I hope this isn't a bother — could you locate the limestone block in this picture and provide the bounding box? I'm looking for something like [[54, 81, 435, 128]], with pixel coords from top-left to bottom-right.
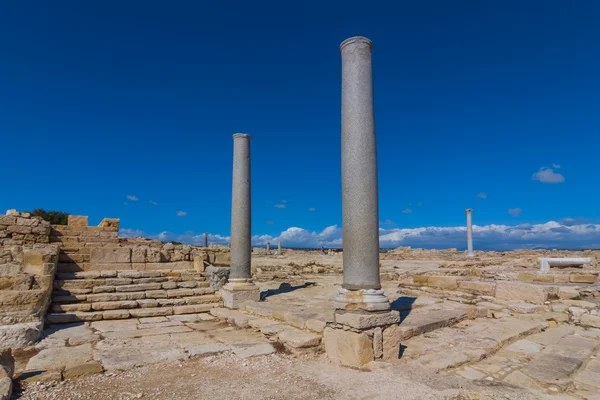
[[278, 328, 321, 348], [129, 307, 173, 318], [205, 266, 230, 290], [495, 281, 555, 305], [68, 215, 88, 227], [0, 216, 16, 225], [193, 255, 205, 272], [533, 275, 555, 283], [580, 314, 600, 329], [91, 301, 139, 311], [0, 376, 11, 400], [26, 343, 93, 372], [162, 282, 178, 290], [92, 286, 116, 293], [7, 225, 32, 234], [334, 310, 400, 330], [221, 287, 260, 309], [324, 327, 373, 367], [146, 248, 162, 263], [517, 273, 535, 282], [105, 278, 132, 286], [373, 327, 383, 358], [558, 286, 580, 299], [570, 274, 596, 283], [457, 281, 496, 295], [508, 303, 543, 314], [131, 247, 146, 263], [427, 276, 458, 290], [137, 299, 159, 308], [212, 252, 231, 266], [90, 247, 131, 264], [115, 283, 162, 292], [0, 322, 43, 350], [146, 290, 168, 299], [167, 289, 194, 298], [118, 271, 142, 279], [99, 218, 120, 230], [102, 310, 130, 320], [306, 319, 327, 333], [86, 292, 145, 302], [63, 361, 103, 379]]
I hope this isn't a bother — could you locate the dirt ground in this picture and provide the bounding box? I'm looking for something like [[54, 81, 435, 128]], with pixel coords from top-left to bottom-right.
[[13, 351, 543, 400]]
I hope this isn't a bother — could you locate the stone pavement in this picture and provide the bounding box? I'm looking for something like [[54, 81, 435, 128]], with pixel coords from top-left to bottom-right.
[[16, 312, 276, 383]]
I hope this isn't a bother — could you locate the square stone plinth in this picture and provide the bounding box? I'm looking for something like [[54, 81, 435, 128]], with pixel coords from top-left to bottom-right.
[[323, 327, 374, 367], [221, 287, 260, 309], [334, 310, 400, 330]]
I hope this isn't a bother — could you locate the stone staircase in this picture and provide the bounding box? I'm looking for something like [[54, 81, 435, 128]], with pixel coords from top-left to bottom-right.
[[47, 270, 221, 323]]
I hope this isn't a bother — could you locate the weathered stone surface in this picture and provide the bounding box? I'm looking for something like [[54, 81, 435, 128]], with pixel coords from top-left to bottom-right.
[[231, 343, 275, 358], [570, 274, 596, 283], [334, 310, 400, 330], [26, 343, 93, 371], [90, 247, 131, 263], [101, 325, 192, 340], [306, 319, 326, 333], [277, 328, 321, 348], [86, 292, 145, 302], [324, 327, 373, 367], [495, 281, 555, 305], [221, 288, 260, 309], [187, 343, 231, 357], [167, 289, 194, 298], [63, 361, 103, 379], [173, 304, 218, 315], [0, 322, 42, 350], [574, 357, 600, 391], [68, 215, 88, 227], [129, 307, 173, 318], [205, 266, 230, 289], [457, 281, 495, 295], [581, 314, 600, 328], [0, 376, 11, 400], [558, 286, 581, 299], [505, 339, 543, 354], [508, 303, 543, 314], [427, 276, 459, 290], [116, 283, 162, 292], [91, 301, 138, 311]]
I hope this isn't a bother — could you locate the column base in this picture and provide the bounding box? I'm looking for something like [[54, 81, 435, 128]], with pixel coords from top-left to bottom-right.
[[220, 279, 260, 309], [324, 309, 400, 367], [334, 288, 391, 311]]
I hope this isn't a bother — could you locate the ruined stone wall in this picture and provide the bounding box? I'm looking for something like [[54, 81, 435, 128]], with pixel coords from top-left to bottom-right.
[[0, 211, 51, 247], [0, 245, 59, 350], [50, 215, 230, 273]]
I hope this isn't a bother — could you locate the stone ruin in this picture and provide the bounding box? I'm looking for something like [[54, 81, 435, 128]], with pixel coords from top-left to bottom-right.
[[2, 36, 600, 400]]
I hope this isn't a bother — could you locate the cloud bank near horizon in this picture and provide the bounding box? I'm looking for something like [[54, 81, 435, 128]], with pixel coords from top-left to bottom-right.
[[119, 220, 600, 251]]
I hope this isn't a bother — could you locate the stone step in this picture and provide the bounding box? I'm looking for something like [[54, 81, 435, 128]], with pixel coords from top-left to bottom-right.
[[52, 287, 215, 304], [243, 301, 330, 333], [209, 307, 322, 353], [394, 317, 545, 371], [55, 270, 205, 281], [47, 303, 220, 323], [51, 294, 220, 313]]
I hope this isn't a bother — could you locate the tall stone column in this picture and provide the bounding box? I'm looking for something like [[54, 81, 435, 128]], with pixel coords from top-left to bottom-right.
[[325, 37, 399, 369], [277, 240, 281, 255], [204, 232, 208, 247], [266, 242, 270, 254], [221, 133, 260, 308], [466, 208, 474, 257], [334, 36, 390, 312]]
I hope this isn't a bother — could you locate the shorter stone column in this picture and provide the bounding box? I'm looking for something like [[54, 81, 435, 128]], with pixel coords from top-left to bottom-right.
[[277, 241, 281, 255], [266, 242, 270, 254], [204, 232, 208, 248]]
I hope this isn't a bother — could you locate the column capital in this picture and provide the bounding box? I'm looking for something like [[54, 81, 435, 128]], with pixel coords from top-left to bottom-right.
[[465, 208, 473, 213], [232, 133, 251, 140], [340, 36, 372, 51]]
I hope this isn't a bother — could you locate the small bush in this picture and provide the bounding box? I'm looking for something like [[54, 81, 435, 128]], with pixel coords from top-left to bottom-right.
[[28, 209, 70, 225]]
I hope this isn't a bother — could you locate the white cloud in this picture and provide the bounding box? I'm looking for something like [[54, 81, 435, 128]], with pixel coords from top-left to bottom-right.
[[308, 207, 316, 212], [266, 220, 275, 225], [127, 195, 139, 201], [176, 211, 187, 217], [274, 204, 286, 209], [380, 219, 394, 226], [532, 167, 565, 184], [553, 163, 561, 169], [476, 192, 487, 199], [120, 219, 600, 250], [402, 208, 412, 214], [149, 200, 158, 205], [508, 208, 522, 217]]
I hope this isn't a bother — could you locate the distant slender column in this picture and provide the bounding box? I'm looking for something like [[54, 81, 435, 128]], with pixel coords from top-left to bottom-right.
[[277, 241, 281, 255], [266, 242, 270, 254], [334, 36, 389, 312], [204, 232, 208, 247], [466, 209, 474, 257], [222, 133, 259, 308]]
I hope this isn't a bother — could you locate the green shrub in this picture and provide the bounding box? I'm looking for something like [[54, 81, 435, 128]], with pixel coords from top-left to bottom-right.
[[28, 209, 70, 225]]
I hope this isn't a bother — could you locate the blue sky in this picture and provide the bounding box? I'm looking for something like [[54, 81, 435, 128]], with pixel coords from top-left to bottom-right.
[[2, 1, 599, 249]]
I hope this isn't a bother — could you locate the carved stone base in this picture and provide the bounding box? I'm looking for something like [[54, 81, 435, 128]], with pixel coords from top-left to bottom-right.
[[220, 279, 260, 309], [334, 288, 391, 311]]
